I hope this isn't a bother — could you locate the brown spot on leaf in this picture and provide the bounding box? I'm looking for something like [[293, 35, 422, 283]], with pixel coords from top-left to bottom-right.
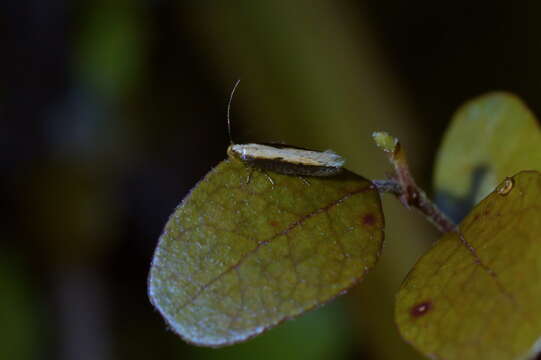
[[362, 213, 376, 226], [496, 177, 515, 196], [269, 220, 280, 228], [411, 301, 432, 318]]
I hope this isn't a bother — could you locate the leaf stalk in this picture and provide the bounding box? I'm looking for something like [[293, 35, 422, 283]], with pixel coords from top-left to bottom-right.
[[372, 132, 456, 234]]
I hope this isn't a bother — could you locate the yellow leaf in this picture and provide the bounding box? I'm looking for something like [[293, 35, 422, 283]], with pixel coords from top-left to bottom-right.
[[397, 171, 541, 359], [434, 93, 541, 221]]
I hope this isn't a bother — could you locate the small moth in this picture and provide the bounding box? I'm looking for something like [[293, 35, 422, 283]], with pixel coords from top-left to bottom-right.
[[225, 80, 345, 177]]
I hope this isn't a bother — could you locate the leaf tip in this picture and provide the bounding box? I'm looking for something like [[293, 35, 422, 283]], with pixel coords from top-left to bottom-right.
[[372, 131, 398, 153]]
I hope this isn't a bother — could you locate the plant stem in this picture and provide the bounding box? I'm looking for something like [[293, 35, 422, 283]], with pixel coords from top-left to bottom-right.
[[372, 132, 456, 234]]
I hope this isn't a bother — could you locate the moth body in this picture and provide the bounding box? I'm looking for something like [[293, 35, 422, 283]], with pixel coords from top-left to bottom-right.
[[227, 143, 345, 177]]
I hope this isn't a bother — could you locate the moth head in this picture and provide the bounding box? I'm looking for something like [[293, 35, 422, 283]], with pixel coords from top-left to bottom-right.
[[227, 144, 242, 162]]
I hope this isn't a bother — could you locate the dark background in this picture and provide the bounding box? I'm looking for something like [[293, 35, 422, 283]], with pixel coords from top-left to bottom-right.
[[2, 1, 539, 359]]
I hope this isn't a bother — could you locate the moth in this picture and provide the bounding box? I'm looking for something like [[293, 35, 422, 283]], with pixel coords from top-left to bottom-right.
[[226, 80, 345, 177]]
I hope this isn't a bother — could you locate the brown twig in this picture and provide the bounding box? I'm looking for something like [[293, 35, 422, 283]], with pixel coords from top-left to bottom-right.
[[372, 132, 456, 234]]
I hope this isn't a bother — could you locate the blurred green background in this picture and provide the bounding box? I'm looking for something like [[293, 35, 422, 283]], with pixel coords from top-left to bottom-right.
[[2, 1, 540, 359]]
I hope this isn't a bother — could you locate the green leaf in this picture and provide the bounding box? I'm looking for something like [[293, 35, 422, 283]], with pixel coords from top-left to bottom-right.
[[396, 171, 541, 360], [434, 92, 541, 221], [148, 159, 384, 346]]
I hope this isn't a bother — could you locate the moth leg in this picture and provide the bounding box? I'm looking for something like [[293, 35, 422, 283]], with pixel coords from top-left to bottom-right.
[[245, 168, 255, 185], [300, 176, 311, 186], [262, 171, 275, 186]]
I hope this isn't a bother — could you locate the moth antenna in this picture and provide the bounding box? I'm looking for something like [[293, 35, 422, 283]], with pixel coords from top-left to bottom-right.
[[227, 79, 241, 145]]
